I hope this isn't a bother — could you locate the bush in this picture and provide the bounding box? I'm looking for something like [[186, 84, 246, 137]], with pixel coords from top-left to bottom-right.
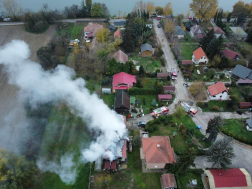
[[156, 68, 160, 73], [211, 106, 220, 111], [197, 102, 204, 108], [149, 106, 154, 112], [230, 95, 238, 101], [231, 81, 236, 87], [220, 73, 225, 79], [179, 124, 186, 132], [204, 102, 208, 108], [84, 73, 90, 80], [101, 77, 112, 85], [171, 122, 176, 127], [131, 108, 138, 113], [167, 75, 171, 81], [227, 100, 234, 107]]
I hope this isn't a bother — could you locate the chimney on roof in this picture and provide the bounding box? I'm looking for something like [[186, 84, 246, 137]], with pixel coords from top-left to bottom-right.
[[219, 173, 221, 176], [157, 144, 160, 150]]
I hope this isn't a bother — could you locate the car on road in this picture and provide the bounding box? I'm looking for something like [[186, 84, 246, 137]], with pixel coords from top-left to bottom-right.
[[157, 24, 161, 28], [138, 121, 147, 127]]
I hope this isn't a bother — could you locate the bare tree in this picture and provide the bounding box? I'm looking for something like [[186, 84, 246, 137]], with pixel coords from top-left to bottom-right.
[[2, 0, 21, 20]]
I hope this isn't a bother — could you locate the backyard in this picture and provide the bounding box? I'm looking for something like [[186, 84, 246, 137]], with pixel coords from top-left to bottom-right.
[[179, 44, 198, 60], [177, 169, 204, 188], [221, 119, 252, 145], [100, 94, 115, 109], [133, 95, 159, 114]]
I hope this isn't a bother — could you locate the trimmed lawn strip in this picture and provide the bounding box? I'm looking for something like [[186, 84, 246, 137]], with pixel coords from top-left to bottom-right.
[[221, 119, 252, 145], [179, 45, 198, 60], [72, 23, 87, 40], [100, 94, 115, 109]]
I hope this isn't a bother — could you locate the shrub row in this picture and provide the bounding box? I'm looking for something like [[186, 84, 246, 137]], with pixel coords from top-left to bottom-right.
[[221, 128, 252, 145], [128, 87, 157, 95]]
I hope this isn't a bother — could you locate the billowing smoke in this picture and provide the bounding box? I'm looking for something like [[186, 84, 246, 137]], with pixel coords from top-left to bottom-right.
[[0, 40, 128, 183]]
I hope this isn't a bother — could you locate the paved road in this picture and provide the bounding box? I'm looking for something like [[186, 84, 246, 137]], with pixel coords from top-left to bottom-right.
[[193, 112, 252, 176], [0, 22, 24, 26]]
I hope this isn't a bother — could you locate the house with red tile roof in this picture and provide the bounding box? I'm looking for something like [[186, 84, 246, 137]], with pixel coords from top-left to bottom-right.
[[140, 136, 176, 169], [84, 23, 103, 38], [114, 29, 123, 39], [192, 47, 209, 64], [182, 60, 193, 65], [161, 174, 177, 189], [113, 72, 136, 93], [208, 27, 225, 38], [113, 50, 128, 64], [207, 81, 228, 100], [221, 49, 240, 60], [190, 25, 206, 38], [203, 168, 252, 189]]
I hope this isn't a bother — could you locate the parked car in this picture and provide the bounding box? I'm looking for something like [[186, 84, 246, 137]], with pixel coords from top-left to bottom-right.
[[157, 24, 161, 28], [138, 121, 147, 127]]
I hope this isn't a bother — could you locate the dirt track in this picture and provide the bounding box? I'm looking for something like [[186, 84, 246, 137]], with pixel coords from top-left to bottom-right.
[[0, 25, 56, 153]]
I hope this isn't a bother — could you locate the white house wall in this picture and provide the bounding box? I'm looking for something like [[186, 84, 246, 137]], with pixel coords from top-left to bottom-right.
[[208, 90, 228, 100], [192, 55, 209, 64]]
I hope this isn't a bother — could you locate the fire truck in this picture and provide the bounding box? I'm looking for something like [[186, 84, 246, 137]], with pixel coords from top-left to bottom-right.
[[151, 106, 169, 118], [171, 67, 177, 80], [180, 102, 198, 117]]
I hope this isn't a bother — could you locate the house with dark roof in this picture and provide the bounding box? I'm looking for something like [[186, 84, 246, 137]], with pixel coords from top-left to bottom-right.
[[203, 168, 252, 188], [140, 43, 153, 57], [161, 174, 177, 189], [115, 91, 130, 113], [114, 29, 123, 40], [109, 25, 115, 32], [190, 25, 206, 38], [114, 21, 126, 28], [157, 73, 169, 79], [208, 27, 225, 38], [140, 136, 176, 169], [113, 50, 128, 64], [112, 72, 136, 93], [192, 47, 209, 64], [231, 65, 252, 80], [207, 81, 228, 100], [163, 86, 175, 93], [221, 49, 240, 60], [174, 26, 185, 39]]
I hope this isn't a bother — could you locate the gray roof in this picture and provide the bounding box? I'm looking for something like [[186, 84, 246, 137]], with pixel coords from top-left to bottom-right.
[[141, 43, 153, 53], [230, 27, 248, 37], [114, 21, 126, 26], [232, 65, 252, 80], [246, 119, 252, 128], [175, 26, 185, 35], [109, 25, 115, 30]]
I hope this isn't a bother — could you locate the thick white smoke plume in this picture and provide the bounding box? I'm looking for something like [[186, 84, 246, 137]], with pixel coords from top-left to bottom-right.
[[0, 40, 128, 183]]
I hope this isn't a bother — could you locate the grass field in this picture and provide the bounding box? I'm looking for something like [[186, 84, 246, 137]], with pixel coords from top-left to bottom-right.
[[221, 119, 252, 145], [35, 105, 91, 189], [178, 169, 204, 188], [179, 33, 198, 43], [133, 95, 159, 114], [179, 44, 198, 60], [100, 94, 115, 109]]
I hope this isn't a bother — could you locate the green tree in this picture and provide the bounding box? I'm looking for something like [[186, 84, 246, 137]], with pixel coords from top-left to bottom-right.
[[227, 12, 232, 23], [206, 137, 235, 170], [85, 0, 92, 15], [177, 14, 184, 26], [247, 28, 252, 42], [237, 12, 246, 26], [154, 80, 163, 94], [91, 3, 102, 17], [206, 116, 223, 142], [139, 65, 145, 76], [176, 147, 197, 174], [185, 20, 193, 31], [174, 105, 186, 118], [155, 6, 163, 15], [206, 35, 223, 60], [200, 29, 215, 52]]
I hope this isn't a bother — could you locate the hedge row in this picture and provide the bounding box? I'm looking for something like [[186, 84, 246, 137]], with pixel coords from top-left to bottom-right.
[[221, 128, 252, 145], [128, 87, 157, 95]]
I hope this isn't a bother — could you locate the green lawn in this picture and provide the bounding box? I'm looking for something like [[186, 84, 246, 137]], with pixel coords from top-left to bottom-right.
[[150, 114, 210, 154], [229, 87, 245, 102], [57, 23, 75, 36], [130, 53, 163, 72], [197, 100, 234, 112], [221, 119, 252, 145], [179, 33, 198, 43], [133, 95, 159, 114], [71, 23, 87, 40], [35, 105, 91, 189], [179, 44, 198, 60], [100, 94, 115, 109], [177, 169, 204, 189]]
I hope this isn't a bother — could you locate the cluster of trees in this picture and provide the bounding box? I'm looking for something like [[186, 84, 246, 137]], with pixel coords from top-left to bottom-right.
[[105, 58, 136, 75]]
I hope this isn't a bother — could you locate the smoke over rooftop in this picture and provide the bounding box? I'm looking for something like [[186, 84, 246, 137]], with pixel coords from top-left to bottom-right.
[[0, 40, 128, 183]]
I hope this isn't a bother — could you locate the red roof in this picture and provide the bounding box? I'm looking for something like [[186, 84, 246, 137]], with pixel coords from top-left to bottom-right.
[[114, 29, 123, 39], [113, 50, 128, 64], [208, 81, 228, 96], [157, 73, 169, 78], [210, 169, 248, 188], [142, 136, 176, 164], [158, 94, 172, 100], [161, 174, 177, 188], [237, 78, 252, 84], [193, 47, 207, 61], [239, 102, 252, 107], [163, 86, 175, 91], [208, 27, 225, 34], [84, 23, 103, 33], [221, 49, 240, 59], [182, 60, 193, 65], [104, 161, 110, 170], [113, 72, 136, 90], [122, 140, 127, 159], [110, 161, 117, 169], [87, 32, 93, 38]]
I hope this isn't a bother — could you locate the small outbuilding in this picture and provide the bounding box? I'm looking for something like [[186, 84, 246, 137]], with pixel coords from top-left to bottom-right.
[[190, 25, 206, 38], [114, 21, 126, 28], [221, 49, 240, 60], [174, 26, 185, 39], [161, 174, 177, 189], [113, 50, 128, 64], [208, 27, 226, 38], [238, 102, 252, 109], [182, 60, 193, 65], [246, 119, 252, 131], [207, 81, 228, 100], [157, 73, 169, 79], [115, 91, 130, 114], [163, 86, 175, 93], [140, 43, 153, 57], [230, 27, 248, 40], [158, 94, 172, 102]]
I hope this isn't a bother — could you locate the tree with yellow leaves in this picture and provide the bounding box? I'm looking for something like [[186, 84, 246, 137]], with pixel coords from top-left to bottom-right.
[[115, 37, 123, 46], [123, 12, 127, 19], [190, 0, 218, 22], [96, 28, 110, 43], [164, 2, 173, 16], [165, 19, 175, 37], [155, 6, 163, 15], [187, 10, 191, 17], [147, 2, 155, 14], [181, 23, 186, 31]]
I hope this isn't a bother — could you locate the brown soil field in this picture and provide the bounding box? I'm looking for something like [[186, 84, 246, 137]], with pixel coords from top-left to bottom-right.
[[0, 25, 56, 153]]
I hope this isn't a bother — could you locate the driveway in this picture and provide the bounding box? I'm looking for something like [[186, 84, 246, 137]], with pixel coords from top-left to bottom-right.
[[193, 112, 252, 176]]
